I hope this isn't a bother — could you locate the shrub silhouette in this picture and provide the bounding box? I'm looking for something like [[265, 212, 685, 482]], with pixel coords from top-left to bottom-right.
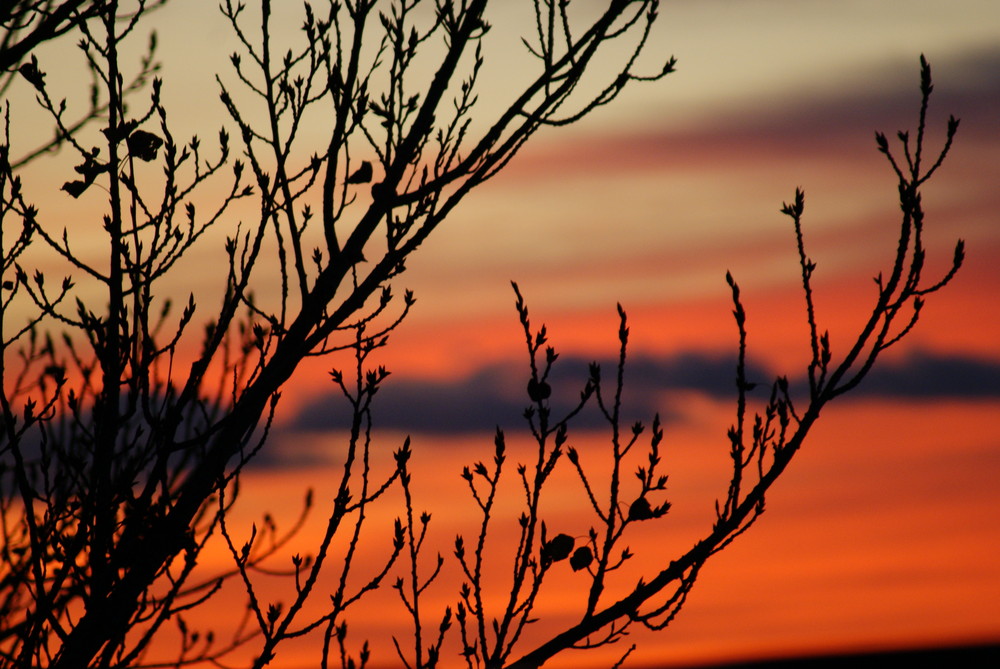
[[0, 2, 963, 668]]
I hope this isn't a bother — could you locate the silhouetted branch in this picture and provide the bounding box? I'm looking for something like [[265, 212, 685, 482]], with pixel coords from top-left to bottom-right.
[[0, 1, 963, 666]]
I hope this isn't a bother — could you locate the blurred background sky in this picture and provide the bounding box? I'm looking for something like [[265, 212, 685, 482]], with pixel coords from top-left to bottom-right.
[[7, 0, 1000, 667]]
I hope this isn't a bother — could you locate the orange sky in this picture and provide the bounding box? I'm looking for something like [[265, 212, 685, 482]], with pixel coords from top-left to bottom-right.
[[213, 396, 1000, 668], [4, 1, 1000, 667]]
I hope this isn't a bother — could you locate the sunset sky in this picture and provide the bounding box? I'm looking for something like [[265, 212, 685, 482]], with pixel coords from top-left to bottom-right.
[[7, 0, 1000, 667]]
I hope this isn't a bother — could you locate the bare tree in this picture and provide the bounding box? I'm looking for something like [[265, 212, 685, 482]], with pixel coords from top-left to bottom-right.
[[0, 0, 964, 667], [0, 1, 106, 73], [1, 1, 164, 167], [353, 56, 964, 668], [0, 1, 687, 667]]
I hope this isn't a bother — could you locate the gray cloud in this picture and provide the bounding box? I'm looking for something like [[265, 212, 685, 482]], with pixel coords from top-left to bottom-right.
[[291, 351, 772, 436], [684, 46, 1000, 149], [289, 349, 1000, 437], [852, 349, 1000, 399]]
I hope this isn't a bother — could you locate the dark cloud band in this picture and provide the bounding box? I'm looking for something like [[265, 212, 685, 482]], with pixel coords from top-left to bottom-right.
[[290, 349, 1000, 436]]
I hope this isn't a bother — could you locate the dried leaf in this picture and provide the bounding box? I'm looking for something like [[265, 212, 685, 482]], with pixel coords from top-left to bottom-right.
[[569, 546, 593, 571], [127, 129, 164, 161], [541, 534, 574, 563], [346, 160, 373, 184], [62, 181, 90, 198]]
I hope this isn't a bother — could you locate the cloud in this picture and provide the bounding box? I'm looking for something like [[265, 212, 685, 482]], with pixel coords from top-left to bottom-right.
[[288, 349, 1000, 438], [852, 349, 1000, 399], [717, 46, 1000, 140], [290, 351, 768, 436], [291, 363, 526, 435]]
